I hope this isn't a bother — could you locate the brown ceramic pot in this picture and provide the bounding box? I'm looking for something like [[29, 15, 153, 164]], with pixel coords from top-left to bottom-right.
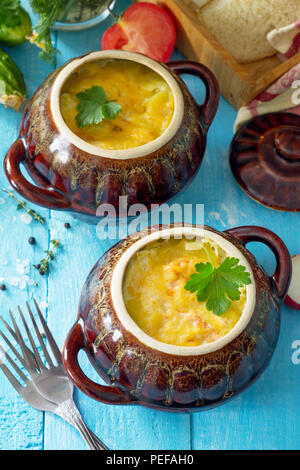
[[4, 51, 219, 223], [63, 224, 291, 412]]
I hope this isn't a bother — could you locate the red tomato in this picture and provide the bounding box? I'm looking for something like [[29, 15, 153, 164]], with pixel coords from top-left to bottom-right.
[[101, 2, 176, 63]]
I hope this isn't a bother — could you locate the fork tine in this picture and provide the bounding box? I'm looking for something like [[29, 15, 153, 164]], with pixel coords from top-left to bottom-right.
[[0, 324, 27, 369], [0, 360, 23, 393], [0, 315, 18, 341], [0, 344, 28, 383], [33, 299, 62, 364], [16, 307, 46, 371], [0, 315, 40, 372], [25, 303, 54, 368], [9, 309, 44, 372]]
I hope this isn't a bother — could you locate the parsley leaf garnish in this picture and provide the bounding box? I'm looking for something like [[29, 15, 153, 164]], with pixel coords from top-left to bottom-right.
[[75, 86, 122, 128], [184, 246, 251, 316]]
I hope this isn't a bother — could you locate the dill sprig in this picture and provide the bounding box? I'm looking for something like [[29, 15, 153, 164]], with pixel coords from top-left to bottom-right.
[[2, 189, 46, 224], [29, 0, 64, 62], [29, 1, 115, 62], [37, 239, 61, 275]]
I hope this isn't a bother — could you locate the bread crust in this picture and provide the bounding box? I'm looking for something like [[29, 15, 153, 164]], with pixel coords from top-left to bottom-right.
[[196, 0, 300, 63]]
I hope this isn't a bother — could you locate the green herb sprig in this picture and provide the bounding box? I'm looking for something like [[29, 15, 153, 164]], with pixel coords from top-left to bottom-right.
[[29, 0, 64, 62], [29, 1, 116, 62], [2, 189, 46, 224], [37, 238, 61, 275], [184, 245, 251, 316], [75, 85, 122, 128]]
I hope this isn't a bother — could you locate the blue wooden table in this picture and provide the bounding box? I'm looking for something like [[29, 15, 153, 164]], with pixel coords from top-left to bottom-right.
[[0, 0, 299, 451]]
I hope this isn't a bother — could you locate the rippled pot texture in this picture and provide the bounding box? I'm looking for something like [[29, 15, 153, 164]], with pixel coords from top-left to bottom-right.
[[4, 51, 219, 222], [63, 224, 291, 412]]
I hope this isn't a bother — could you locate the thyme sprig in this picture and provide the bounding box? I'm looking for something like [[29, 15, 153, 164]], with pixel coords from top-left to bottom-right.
[[37, 239, 61, 275], [2, 189, 46, 224]]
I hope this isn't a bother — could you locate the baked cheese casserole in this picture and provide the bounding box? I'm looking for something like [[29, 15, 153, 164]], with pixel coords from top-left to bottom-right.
[[123, 237, 247, 347], [60, 59, 174, 150]]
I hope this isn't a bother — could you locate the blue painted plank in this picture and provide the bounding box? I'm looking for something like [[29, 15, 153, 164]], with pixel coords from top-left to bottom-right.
[[0, 0, 54, 449]]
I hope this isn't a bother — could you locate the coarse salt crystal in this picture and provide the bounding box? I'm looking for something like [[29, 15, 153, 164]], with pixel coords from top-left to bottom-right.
[[16, 259, 30, 275], [20, 213, 32, 224]]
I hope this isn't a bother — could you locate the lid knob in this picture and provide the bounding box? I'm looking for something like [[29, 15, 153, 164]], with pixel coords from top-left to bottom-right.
[[275, 128, 300, 162]]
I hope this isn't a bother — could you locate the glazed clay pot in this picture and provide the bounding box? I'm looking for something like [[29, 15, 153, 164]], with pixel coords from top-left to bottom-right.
[[63, 224, 291, 412], [4, 50, 219, 222]]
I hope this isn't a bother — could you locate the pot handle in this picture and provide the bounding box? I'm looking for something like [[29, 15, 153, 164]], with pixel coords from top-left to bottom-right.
[[63, 321, 135, 405], [168, 60, 220, 131], [225, 225, 292, 299], [4, 138, 71, 210]]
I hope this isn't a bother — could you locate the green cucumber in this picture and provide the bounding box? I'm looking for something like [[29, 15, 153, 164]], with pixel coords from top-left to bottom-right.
[[0, 7, 32, 46], [0, 47, 26, 111]]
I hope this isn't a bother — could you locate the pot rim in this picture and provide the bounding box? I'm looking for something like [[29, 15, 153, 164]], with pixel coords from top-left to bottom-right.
[[50, 50, 184, 160], [111, 226, 256, 356]]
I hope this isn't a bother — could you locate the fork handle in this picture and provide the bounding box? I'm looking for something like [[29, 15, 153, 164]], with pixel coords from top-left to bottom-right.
[[55, 398, 108, 450]]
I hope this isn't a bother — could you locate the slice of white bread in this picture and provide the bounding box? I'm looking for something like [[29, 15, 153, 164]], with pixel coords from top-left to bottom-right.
[[198, 0, 300, 62]]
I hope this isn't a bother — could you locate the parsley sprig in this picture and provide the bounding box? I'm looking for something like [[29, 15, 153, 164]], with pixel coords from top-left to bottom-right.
[[184, 245, 251, 316], [75, 86, 122, 128]]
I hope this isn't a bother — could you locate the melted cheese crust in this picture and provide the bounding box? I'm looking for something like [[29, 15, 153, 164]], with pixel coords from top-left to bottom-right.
[[60, 59, 174, 150], [123, 238, 247, 347]]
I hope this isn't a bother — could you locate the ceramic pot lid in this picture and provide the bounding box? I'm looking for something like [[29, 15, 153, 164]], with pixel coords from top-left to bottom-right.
[[230, 112, 300, 211]]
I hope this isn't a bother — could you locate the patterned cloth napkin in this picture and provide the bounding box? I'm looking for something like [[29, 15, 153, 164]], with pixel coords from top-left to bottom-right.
[[234, 21, 300, 132]]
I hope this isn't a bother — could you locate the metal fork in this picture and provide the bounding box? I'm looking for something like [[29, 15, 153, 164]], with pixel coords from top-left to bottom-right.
[[0, 300, 108, 450]]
